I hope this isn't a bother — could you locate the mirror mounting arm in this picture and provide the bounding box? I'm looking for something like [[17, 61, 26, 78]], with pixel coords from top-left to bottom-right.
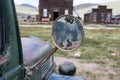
[[39, 46, 58, 66]]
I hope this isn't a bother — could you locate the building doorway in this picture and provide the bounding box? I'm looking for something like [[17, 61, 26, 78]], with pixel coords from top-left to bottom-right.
[[53, 10, 59, 21]]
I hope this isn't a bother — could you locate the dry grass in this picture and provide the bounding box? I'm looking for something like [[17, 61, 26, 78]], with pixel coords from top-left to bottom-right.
[[19, 25, 120, 80]]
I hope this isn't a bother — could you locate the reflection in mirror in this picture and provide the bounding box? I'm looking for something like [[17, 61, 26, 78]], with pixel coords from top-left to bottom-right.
[[52, 15, 84, 51]]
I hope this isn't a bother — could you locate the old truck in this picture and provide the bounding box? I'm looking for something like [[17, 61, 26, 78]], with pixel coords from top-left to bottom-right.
[[0, 0, 84, 80]]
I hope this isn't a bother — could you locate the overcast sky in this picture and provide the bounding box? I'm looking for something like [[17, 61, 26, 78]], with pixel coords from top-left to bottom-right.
[[14, 0, 118, 7]]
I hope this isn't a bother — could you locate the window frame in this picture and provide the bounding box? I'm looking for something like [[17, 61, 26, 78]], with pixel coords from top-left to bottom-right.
[[93, 12, 97, 22], [43, 8, 48, 17], [107, 13, 111, 20], [0, 7, 5, 55], [65, 9, 69, 15], [101, 13, 105, 22]]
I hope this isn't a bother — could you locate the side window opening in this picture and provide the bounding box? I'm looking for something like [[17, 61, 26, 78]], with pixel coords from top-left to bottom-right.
[[0, 7, 5, 55], [0, 27, 1, 53]]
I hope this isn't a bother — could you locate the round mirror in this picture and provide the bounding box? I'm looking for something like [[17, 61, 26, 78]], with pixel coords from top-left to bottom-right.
[[52, 15, 84, 51]]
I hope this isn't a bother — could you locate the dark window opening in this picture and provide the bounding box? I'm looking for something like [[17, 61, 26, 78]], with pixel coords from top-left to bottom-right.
[[0, 7, 5, 54], [53, 11, 59, 21]]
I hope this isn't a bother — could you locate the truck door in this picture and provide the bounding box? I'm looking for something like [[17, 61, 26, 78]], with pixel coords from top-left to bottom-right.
[[0, 0, 23, 80]]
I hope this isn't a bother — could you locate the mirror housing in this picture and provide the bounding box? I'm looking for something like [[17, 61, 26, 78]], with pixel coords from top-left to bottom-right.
[[52, 15, 84, 51]]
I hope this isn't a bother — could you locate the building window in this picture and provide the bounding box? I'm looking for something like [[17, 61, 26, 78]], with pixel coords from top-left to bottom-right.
[[106, 13, 111, 21], [49, 14, 51, 19], [101, 13, 105, 21], [43, 9, 47, 17], [93, 12, 97, 22], [65, 9, 69, 15]]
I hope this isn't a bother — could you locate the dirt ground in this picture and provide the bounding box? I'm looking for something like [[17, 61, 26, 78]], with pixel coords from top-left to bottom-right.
[[54, 57, 120, 80]]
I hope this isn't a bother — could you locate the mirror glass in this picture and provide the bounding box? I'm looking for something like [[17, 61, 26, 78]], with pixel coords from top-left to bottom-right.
[[52, 15, 84, 51]]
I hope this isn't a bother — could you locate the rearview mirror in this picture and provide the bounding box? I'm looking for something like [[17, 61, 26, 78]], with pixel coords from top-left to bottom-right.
[[52, 15, 84, 51]]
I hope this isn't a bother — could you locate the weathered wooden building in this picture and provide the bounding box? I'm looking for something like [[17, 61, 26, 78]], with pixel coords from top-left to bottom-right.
[[38, 0, 73, 21], [84, 6, 112, 24]]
